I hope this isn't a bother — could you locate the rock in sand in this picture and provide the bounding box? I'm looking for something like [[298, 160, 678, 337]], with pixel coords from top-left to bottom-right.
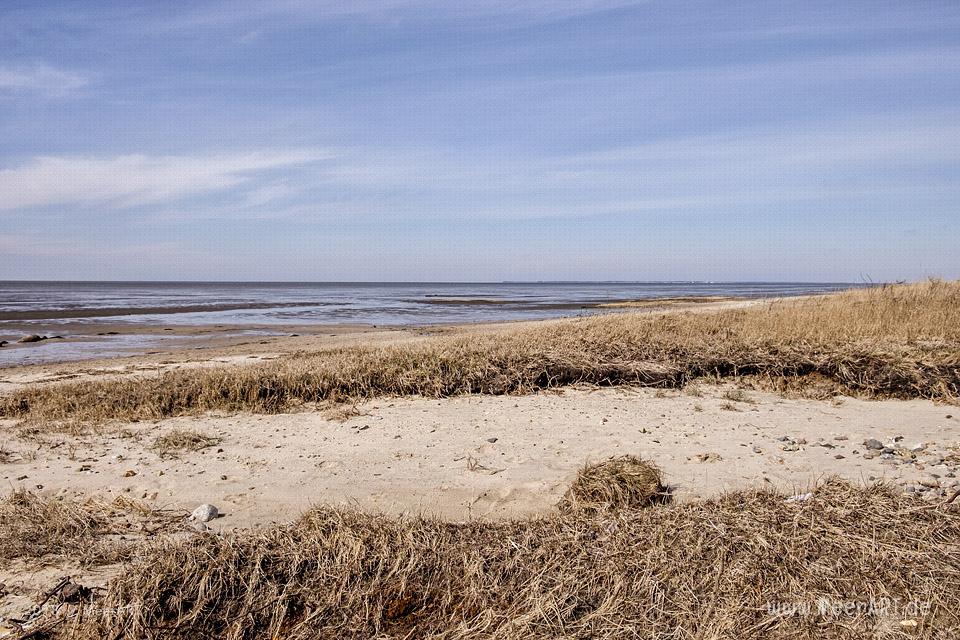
[[190, 503, 219, 523]]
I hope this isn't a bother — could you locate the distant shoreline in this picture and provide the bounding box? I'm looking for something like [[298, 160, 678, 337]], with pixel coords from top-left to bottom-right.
[[0, 295, 762, 369]]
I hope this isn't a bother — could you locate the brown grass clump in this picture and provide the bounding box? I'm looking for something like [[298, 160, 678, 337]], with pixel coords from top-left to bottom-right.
[[151, 428, 221, 458], [0, 490, 184, 566], [63, 480, 960, 639], [0, 490, 137, 565], [2, 281, 959, 424], [558, 455, 667, 512], [0, 489, 111, 563]]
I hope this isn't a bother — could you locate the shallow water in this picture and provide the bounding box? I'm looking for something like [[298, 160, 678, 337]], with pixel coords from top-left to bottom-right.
[[0, 281, 861, 367]]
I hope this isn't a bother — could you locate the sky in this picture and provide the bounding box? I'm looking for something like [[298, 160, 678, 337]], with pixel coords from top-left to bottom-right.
[[1, 1, 958, 282]]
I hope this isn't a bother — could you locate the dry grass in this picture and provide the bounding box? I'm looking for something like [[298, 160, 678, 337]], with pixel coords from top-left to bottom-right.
[[557, 455, 667, 512], [151, 428, 221, 458], [6, 461, 960, 638], [0, 491, 182, 567], [62, 479, 960, 639], [2, 281, 959, 424], [722, 387, 756, 403]]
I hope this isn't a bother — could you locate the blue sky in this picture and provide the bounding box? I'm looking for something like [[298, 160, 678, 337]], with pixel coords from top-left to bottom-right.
[[1, 1, 958, 281]]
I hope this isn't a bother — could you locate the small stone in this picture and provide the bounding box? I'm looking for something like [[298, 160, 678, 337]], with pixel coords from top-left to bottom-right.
[[881, 447, 894, 454], [782, 444, 800, 452], [752, 446, 762, 454], [863, 439, 884, 450], [833, 435, 849, 441], [795, 438, 808, 445], [122, 469, 137, 477], [910, 443, 926, 453], [17, 334, 45, 343], [220, 474, 228, 480], [834, 454, 845, 460], [919, 478, 940, 489], [190, 503, 219, 523], [486, 437, 498, 443], [775, 435, 791, 442]]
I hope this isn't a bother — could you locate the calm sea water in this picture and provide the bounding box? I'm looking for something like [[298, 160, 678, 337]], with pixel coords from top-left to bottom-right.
[[0, 281, 861, 367]]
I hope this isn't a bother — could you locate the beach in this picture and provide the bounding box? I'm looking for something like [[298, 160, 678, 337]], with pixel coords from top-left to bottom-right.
[[1, 281, 958, 637]]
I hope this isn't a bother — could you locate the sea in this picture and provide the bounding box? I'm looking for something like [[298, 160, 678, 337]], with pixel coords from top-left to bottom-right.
[[0, 281, 862, 367]]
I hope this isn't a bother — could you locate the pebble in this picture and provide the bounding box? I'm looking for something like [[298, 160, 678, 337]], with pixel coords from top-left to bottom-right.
[[190, 503, 219, 523], [863, 438, 884, 450], [919, 478, 940, 489], [486, 437, 498, 443], [834, 454, 845, 460], [122, 470, 137, 477]]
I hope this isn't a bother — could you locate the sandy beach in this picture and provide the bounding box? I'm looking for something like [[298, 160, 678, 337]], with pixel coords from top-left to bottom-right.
[[2, 385, 957, 528]]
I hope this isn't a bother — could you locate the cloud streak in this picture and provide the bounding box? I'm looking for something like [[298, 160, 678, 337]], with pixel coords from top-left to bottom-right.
[[0, 63, 89, 97], [168, 0, 649, 30], [0, 149, 329, 211]]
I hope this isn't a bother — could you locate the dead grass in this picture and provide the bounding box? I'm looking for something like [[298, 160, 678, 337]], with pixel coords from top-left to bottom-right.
[[0, 491, 182, 567], [557, 455, 667, 512], [151, 428, 221, 458], [68, 479, 960, 639], [2, 281, 959, 424], [722, 387, 756, 403]]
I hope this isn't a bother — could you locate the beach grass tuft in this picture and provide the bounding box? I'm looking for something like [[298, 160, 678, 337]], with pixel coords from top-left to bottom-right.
[[557, 455, 667, 512], [150, 428, 221, 458]]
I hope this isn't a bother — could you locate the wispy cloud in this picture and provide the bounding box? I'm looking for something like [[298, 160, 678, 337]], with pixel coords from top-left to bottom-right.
[[0, 149, 329, 211], [169, 0, 648, 29], [132, 111, 960, 224], [0, 63, 89, 97]]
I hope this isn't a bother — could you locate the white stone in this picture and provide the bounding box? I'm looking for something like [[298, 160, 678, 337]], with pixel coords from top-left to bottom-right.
[[190, 503, 219, 523]]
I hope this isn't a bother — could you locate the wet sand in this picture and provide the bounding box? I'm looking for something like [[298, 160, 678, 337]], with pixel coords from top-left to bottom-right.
[[0, 295, 761, 369]]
